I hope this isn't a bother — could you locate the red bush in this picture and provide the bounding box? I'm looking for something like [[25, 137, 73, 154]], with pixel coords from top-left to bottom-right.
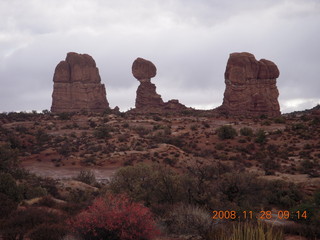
[[69, 194, 160, 240]]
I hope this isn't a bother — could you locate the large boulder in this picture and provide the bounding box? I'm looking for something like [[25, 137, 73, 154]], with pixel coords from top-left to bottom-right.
[[132, 57, 157, 82], [219, 52, 280, 117], [51, 52, 109, 113]]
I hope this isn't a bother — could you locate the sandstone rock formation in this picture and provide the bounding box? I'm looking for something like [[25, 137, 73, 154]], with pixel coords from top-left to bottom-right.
[[219, 52, 280, 117], [51, 52, 109, 113], [132, 57, 187, 113]]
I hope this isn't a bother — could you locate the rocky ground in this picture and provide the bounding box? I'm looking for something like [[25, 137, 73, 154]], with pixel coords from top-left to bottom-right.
[[1, 108, 319, 184], [0, 107, 319, 239]]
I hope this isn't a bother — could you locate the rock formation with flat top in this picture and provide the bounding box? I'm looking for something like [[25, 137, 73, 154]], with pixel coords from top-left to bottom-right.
[[51, 52, 109, 113], [132, 57, 187, 113], [219, 52, 280, 117]]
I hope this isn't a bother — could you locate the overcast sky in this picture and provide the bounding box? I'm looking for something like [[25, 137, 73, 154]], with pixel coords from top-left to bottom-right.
[[0, 0, 319, 113]]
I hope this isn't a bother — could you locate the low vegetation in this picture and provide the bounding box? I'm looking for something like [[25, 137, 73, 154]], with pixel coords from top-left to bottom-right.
[[0, 110, 319, 239]]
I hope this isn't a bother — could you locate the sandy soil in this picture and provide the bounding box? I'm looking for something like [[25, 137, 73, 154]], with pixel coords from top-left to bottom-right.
[[21, 161, 118, 181]]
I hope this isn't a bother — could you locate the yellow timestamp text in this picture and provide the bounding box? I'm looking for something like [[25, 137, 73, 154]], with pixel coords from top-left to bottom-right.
[[212, 210, 307, 220]]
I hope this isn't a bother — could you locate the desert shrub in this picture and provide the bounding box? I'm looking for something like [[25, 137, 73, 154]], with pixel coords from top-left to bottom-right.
[[80, 156, 97, 166], [0, 193, 18, 218], [262, 158, 280, 175], [153, 115, 162, 121], [224, 221, 283, 240], [288, 189, 320, 238], [134, 126, 151, 137], [311, 116, 320, 126], [299, 159, 319, 175], [0, 172, 21, 202], [38, 177, 60, 198], [274, 117, 286, 124], [240, 127, 253, 137], [69, 194, 159, 240], [164, 135, 184, 148], [218, 172, 266, 209], [190, 124, 198, 131], [75, 170, 96, 185], [59, 202, 86, 216], [163, 157, 178, 166], [1, 207, 65, 240], [93, 126, 112, 139], [266, 180, 302, 208], [255, 129, 267, 144], [58, 143, 71, 157], [58, 112, 72, 120], [24, 186, 47, 199], [166, 204, 215, 239], [261, 120, 272, 126], [292, 123, 307, 131], [67, 188, 96, 204], [0, 145, 19, 172], [110, 163, 183, 208], [8, 135, 22, 150], [35, 129, 51, 144], [216, 125, 237, 140], [28, 223, 69, 240], [38, 195, 56, 208], [184, 162, 231, 206]]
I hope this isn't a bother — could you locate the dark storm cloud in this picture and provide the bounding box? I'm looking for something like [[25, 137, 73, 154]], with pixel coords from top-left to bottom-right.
[[0, 0, 319, 112]]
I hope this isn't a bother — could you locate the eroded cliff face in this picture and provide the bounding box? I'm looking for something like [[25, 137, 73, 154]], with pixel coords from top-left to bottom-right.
[[219, 52, 280, 117], [51, 52, 109, 113], [132, 57, 187, 113]]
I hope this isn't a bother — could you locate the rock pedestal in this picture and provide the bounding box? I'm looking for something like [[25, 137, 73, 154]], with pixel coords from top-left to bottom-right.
[[132, 57, 187, 113], [219, 52, 280, 117], [51, 52, 109, 113]]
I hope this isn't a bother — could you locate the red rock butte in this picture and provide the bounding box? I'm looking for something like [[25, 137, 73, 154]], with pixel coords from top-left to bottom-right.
[[51, 52, 109, 113], [218, 52, 281, 117]]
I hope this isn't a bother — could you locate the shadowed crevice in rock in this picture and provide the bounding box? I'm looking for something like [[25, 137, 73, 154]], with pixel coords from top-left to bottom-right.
[[218, 52, 281, 117], [51, 52, 110, 113]]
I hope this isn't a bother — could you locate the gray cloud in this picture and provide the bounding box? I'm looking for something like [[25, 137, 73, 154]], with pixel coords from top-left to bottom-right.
[[0, 0, 319, 112]]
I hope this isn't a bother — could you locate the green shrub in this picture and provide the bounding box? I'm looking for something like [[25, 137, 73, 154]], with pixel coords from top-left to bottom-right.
[[166, 204, 214, 238], [0, 193, 18, 218], [0, 172, 21, 202], [75, 170, 96, 185], [25, 186, 47, 199], [266, 180, 302, 208], [274, 117, 286, 124], [1, 207, 65, 240], [217, 125, 237, 140], [93, 126, 112, 139], [110, 163, 183, 207], [0, 145, 19, 172], [28, 223, 69, 240], [240, 127, 253, 137], [58, 112, 72, 120], [255, 129, 267, 144], [218, 172, 266, 208]]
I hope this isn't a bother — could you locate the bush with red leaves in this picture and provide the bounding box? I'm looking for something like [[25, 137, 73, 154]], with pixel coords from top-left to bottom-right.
[[69, 194, 160, 240]]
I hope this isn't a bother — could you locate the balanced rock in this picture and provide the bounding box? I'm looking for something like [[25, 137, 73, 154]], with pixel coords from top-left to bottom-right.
[[132, 58, 164, 111], [132, 57, 187, 113], [132, 57, 157, 82], [51, 52, 109, 113], [219, 52, 280, 117]]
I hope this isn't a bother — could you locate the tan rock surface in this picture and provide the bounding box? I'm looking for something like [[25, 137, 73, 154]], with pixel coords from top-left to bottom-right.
[[51, 52, 109, 113]]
